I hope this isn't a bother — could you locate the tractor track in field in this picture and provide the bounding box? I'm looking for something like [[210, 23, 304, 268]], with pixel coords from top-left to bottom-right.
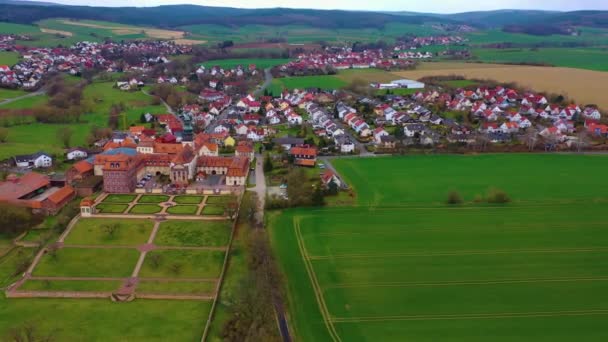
[[324, 277, 608, 289], [331, 309, 608, 323], [308, 247, 608, 260], [293, 217, 342, 342]]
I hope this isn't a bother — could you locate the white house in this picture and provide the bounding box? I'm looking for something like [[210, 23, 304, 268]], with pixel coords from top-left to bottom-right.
[[14, 152, 53, 168], [66, 148, 88, 161]]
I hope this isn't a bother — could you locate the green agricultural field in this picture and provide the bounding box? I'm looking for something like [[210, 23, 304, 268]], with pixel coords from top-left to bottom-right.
[[129, 204, 162, 215], [200, 58, 291, 70], [272, 75, 347, 93], [441, 79, 479, 88], [165, 205, 199, 215], [472, 47, 608, 72], [139, 250, 225, 279], [33, 247, 139, 278], [64, 218, 153, 246], [136, 280, 216, 295], [182, 23, 443, 44], [0, 88, 28, 102], [154, 220, 231, 247], [138, 195, 169, 203], [173, 195, 205, 204], [0, 51, 20, 66], [0, 94, 48, 110], [269, 154, 608, 341], [0, 298, 211, 341]]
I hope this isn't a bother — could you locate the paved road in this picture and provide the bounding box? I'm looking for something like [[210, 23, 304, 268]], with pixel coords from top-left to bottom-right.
[[247, 153, 267, 224], [0, 90, 45, 106], [142, 89, 176, 115], [254, 68, 273, 97]]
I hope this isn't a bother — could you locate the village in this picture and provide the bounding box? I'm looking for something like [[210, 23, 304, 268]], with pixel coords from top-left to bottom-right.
[[0, 35, 606, 216]]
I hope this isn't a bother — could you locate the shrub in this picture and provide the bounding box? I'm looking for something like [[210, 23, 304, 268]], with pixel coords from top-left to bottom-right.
[[487, 188, 511, 204], [446, 191, 463, 205]]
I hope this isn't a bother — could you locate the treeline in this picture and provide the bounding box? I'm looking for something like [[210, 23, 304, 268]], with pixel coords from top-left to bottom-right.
[[220, 193, 283, 342], [503, 24, 575, 36], [33, 74, 92, 124], [0, 3, 449, 29]]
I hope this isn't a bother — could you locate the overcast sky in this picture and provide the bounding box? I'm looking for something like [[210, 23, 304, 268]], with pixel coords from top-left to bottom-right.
[[22, 0, 608, 13]]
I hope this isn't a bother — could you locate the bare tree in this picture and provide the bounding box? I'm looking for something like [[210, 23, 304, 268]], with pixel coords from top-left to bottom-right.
[[474, 132, 490, 152], [102, 223, 120, 238], [544, 133, 560, 152], [56, 127, 73, 149], [576, 129, 590, 153], [523, 127, 539, 152]]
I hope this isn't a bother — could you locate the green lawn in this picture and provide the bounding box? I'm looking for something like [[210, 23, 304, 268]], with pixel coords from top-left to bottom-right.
[[136, 280, 216, 295], [19, 279, 122, 292], [33, 248, 138, 278], [441, 79, 478, 88], [95, 203, 128, 214], [137, 195, 169, 204], [165, 205, 199, 215], [0, 88, 27, 102], [0, 94, 48, 109], [0, 51, 20, 66], [205, 196, 236, 205], [173, 195, 205, 204], [20, 229, 51, 243], [102, 194, 137, 203], [129, 204, 162, 215], [0, 298, 211, 341], [201, 205, 225, 216], [269, 154, 608, 341], [63, 218, 153, 246], [271, 75, 347, 95], [139, 250, 225, 279], [200, 58, 291, 70], [154, 220, 231, 247]]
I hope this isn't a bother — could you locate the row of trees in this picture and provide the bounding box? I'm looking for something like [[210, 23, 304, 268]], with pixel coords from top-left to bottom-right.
[[221, 193, 283, 342]]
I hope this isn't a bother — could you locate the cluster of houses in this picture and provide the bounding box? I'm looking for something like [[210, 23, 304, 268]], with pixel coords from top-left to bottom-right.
[[0, 40, 190, 89], [394, 35, 466, 50], [196, 63, 260, 80], [279, 49, 416, 73]]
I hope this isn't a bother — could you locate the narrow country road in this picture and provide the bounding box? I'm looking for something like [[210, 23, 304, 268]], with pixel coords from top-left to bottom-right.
[[142, 89, 176, 115], [246, 154, 292, 342], [247, 153, 267, 224], [254, 68, 273, 97], [0, 90, 45, 106]]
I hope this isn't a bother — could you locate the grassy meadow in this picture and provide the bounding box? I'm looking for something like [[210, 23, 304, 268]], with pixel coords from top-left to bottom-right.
[[472, 47, 608, 71], [201, 58, 291, 70], [0, 81, 166, 160], [269, 154, 608, 341]]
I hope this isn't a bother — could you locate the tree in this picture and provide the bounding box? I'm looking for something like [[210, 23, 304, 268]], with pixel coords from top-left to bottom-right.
[[474, 132, 490, 151], [0, 127, 8, 143], [226, 201, 238, 221], [446, 191, 463, 205], [102, 222, 120, 238], [0, 204, 39, 236], [312, 183, 325, 207], [523, 127, 539, 152], [56, 126, 73, 149], [263, 154, 273, 173], [169, 263, 182, 275], [149, 254, 162, 269], [326, 179, 339, 196], [486, 188, 511, 204], [576, 129, 590, 153], [7, 322, 55, 342]]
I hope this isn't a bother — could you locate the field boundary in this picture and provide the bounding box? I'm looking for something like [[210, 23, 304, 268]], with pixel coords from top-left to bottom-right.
[[293, 216, 341, 342]]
